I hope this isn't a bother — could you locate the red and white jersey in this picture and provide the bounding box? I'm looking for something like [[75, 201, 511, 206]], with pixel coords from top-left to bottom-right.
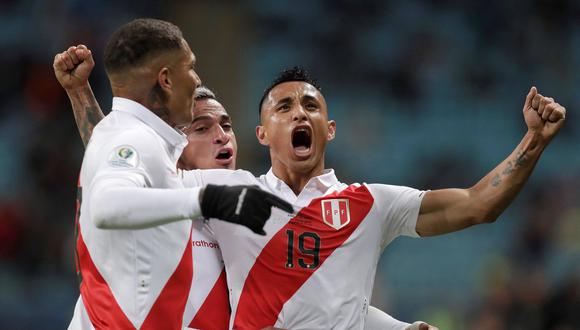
[[69, 98, 193, 329], [183, 168, 424, 330], [183, 221, 230, 329]]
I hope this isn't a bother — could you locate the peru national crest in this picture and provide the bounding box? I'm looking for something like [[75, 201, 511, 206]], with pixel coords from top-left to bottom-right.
[[321, 198, 350, 230]]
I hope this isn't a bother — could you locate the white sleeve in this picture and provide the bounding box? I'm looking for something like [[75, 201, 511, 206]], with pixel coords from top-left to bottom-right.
[[365, 306, 410, 330], [87, 129, 202, 229], [182, 168, 253, 187], [366, 184, 426, 250], [90, 173, 202, 229]]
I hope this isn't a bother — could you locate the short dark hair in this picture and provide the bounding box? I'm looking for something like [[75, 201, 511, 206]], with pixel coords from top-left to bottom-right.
[[104, 18, 184, 74], [194, 86, 217, 101], [258, 66, 322, 114]]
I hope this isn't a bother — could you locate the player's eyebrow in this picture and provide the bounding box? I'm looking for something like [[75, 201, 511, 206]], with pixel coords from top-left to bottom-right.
[[191, 115, 214, 124], [301, 95, 319, 103], [275, 97, 293, 106], [220, 114, 231, 123]]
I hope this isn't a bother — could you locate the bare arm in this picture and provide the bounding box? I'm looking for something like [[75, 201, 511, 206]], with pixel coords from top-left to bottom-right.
[[416, 87, 567, 237], [53, 45, 105, 146]]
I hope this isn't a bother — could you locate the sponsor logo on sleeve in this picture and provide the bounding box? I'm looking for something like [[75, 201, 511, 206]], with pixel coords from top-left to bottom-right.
[[108, 145, 139, 168]]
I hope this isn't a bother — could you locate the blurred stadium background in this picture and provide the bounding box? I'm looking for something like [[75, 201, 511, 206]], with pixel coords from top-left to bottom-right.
[[0, 0, 578, 329]]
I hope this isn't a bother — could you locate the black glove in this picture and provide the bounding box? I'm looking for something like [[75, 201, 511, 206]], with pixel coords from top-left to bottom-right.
[[200, 184, 293, 235]]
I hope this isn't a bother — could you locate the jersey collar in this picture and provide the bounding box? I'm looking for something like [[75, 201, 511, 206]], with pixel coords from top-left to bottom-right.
[[112, 97, 187, 150], [265, 168, 340, 203]]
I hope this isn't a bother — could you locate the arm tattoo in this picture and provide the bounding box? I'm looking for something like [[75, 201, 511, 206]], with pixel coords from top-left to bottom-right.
[[71, 87, 105, 147], [515, 149, 529, 167], [491, 148, 530, 188], [491, 174, 502, 187], [501, 161, 514, 175]]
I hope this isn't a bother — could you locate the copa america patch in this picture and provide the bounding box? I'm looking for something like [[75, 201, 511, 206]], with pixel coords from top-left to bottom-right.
[[108, 145, 139, 168]]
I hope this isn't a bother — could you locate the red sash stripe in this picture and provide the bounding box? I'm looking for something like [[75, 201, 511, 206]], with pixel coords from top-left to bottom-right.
[[233, 185, 374, 329]]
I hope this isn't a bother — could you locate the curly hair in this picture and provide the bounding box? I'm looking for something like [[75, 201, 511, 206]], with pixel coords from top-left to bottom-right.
[[104, 18, 184, 74]]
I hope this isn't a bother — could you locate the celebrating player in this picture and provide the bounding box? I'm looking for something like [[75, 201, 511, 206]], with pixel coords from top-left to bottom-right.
[[55, 44, 438, 328], [55, 19, 292, 329], [179, 67, 565, 329]]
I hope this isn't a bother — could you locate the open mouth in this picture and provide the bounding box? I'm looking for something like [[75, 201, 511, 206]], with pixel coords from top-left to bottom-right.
[[216, 149, 232, 159], [291, 125, 312, 157], [216, 148, 233, 160], [215, 148, 234, 166]]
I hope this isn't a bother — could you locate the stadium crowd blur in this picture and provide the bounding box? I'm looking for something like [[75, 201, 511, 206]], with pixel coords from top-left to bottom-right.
[[0, 0, 578, 329]]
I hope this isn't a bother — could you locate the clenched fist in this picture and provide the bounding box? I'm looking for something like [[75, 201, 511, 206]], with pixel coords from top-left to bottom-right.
[[53, 44, 95, 90], [523, 86, 566, 143]]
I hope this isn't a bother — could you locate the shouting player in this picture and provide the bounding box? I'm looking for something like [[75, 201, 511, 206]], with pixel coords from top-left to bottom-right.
[[180, 68, 565, 329], [56, 19, 292, 329], [55, 43, 435, 329]]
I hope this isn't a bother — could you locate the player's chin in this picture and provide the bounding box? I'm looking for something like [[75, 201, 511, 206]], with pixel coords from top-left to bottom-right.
[[213, 159, 235, 170]]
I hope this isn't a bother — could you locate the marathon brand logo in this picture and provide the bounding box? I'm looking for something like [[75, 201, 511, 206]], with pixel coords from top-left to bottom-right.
[[192, 240, 220, 249], [321, 198, 350, 230]]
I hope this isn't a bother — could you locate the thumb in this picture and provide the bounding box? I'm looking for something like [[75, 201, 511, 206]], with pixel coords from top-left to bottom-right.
[[523, 86, 537, 111]]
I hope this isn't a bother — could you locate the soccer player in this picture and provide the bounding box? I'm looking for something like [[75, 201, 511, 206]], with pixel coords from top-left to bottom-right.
[[179, 68, 565, 329], [55, 44, 435, 329], [55, 19, 292, 329], [55, 45, 436, 329]]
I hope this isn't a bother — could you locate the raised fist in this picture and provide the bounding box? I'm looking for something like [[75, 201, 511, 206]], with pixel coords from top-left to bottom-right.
[[523, 86, 566, 143], [53, 44, 95, 90]]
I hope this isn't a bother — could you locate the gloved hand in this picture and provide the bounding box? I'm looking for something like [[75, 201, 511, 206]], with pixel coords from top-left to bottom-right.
[[200, 184, 293, 235]]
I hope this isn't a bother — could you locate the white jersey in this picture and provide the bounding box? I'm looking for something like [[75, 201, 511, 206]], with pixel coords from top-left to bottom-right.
[[69, 98, 196, 329], [184, 168, 424, 330], [183, 221, 230, 329]]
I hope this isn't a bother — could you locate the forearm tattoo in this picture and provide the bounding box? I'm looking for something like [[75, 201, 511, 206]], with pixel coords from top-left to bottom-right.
[[73, 88, 104, 147], [491, 149, 530, 187]]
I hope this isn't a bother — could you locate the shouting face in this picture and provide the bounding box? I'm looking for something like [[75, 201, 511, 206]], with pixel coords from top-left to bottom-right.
[[257, 81, 336, 176]]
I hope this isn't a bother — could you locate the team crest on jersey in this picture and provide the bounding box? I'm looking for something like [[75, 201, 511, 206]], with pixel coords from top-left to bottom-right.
[[108, 145, 139, 168], [321, 198, 350, 230]]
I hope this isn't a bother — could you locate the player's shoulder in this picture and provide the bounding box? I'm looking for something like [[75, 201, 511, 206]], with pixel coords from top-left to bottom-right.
[[183, 168, 259, 186], [100, 122, 165, 156], [363, 182, 423, 200], [87, 122, 168, 172]]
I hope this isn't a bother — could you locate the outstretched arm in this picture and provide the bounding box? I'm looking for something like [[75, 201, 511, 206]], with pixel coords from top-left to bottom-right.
[[53, 45, 104, 146], [365, 306, 438, 330], [416, 87, 566, 237]]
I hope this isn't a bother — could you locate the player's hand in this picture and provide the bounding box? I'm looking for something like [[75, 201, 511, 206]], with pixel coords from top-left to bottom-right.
[[406, 321, 439, 330], [200, 184, 293, 235], [53, 44, 95, 91], [523, 86, 566, 143]]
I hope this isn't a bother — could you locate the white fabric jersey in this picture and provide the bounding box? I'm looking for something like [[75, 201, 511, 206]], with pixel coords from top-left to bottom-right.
[[183, 168, 424, 330], [182, 221, 230, 329], [69, 97, 202, 330]]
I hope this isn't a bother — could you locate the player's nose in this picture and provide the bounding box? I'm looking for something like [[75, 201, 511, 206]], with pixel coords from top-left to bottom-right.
[[292, 105, 307, 122], [213, 125, 230, 144], [193, 71, 201, 88]]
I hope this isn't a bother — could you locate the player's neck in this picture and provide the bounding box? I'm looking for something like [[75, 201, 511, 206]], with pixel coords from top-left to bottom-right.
[[111, 76, 178, 129], [271, 159, 325, 196]]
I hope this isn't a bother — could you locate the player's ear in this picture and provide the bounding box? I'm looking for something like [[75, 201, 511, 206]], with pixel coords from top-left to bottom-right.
[[157, 67, 171, 93], [256, 125, 269, 146], [327, 120, 336, 141]]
